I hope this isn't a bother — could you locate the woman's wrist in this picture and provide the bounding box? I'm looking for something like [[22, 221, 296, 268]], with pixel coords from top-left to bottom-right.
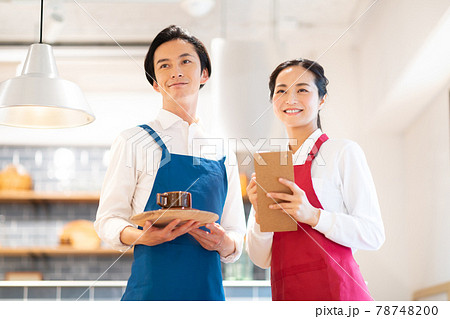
[[302, 208, 321, 227], [310, 208, 321, 227]]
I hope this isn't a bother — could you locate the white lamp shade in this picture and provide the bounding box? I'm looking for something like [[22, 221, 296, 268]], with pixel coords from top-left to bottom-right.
[[0, 43, 95, 128]]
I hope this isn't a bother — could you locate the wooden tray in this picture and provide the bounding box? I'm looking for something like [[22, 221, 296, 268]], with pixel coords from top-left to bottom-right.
[[130, 208, 219, 227]]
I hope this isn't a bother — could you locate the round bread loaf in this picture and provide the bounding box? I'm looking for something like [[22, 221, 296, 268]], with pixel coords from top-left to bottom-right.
[[59, 220, 101, 250], [0, 164, 32, 190]]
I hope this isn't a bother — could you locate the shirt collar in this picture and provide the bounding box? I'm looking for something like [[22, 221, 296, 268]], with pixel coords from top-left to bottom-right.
[[291, 128, 323, 165], [156, 108, 202, 130]]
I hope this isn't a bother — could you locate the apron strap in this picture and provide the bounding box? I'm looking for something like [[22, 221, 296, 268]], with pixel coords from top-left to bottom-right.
[[138, 124, 170, 161], [306, 133, 329, 162]]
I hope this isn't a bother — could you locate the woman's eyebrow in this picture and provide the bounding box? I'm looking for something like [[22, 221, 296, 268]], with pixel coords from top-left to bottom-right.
[[276, 82, 310, 88], [156, 58, 169, 65], [179, 53, 195, 59]]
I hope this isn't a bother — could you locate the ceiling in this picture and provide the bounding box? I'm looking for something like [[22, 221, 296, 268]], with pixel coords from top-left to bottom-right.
[[0, 0, 374, 93], [0, 0, 370, 45], [0, 0, 448, 146]]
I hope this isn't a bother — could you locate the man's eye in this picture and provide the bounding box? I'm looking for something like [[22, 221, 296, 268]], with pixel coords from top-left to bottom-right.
[[160, 64, 169, 69], [182, 59, 191, 64]]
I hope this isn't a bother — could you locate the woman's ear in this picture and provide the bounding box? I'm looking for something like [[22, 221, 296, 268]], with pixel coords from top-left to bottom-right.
[[318, 94, 327, 111], [200, 68, 209, 85]]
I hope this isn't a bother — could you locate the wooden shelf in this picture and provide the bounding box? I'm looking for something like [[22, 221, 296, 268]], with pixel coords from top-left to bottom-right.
[[0, 246, 133, 257], [413, 281, 450, 301], [0, 190, 100, 203]]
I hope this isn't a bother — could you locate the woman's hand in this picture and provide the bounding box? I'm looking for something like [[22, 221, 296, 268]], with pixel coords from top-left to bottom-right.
[[189, 223, 235, 258], [246, 172, 260, 224], [123, 219, 201, 247], [267, 178, 321, 227]]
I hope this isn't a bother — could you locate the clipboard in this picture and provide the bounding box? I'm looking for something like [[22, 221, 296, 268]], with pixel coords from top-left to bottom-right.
[[253, 151, 297, 232]]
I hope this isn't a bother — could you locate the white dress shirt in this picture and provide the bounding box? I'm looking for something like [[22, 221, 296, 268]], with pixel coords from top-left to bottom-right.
[[246, 129, 385, 269], [95, 109, 246, 263]]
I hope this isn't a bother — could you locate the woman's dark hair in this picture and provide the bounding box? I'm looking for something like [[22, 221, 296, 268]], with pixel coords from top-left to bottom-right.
[[269, 59, 329, 129], [144, 25, 211, 89]]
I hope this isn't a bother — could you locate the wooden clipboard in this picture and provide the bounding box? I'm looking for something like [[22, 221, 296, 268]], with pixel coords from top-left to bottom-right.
[[253, 151, 297, 232]]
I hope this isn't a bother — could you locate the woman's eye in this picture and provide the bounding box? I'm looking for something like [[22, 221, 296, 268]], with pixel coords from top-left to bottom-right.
[[276, 89, 285, 94], [182, 59, 191, 64], [160, 64, 169, 69], [298, 88, 308, 93]]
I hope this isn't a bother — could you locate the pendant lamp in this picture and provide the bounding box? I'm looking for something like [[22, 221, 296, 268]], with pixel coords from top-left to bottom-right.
[[0, 0, 95, 128]]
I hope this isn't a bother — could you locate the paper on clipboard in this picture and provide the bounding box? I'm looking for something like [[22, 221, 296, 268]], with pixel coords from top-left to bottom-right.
[[253, 151, 297, 232]]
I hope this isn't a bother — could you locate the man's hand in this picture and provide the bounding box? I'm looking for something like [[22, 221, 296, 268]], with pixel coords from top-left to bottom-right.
[[189, 223, 236, 258], [120, 219, 200, 247]]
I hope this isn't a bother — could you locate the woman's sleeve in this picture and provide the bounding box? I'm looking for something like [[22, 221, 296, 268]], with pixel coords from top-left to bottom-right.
[[313, 142, 385, 250], [220, 150, 247, 263], [246, 206, 273, 269], [94, 134, 138, 252]]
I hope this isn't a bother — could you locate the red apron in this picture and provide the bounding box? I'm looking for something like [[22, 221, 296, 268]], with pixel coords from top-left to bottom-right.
[[271, 134, 373, 301]]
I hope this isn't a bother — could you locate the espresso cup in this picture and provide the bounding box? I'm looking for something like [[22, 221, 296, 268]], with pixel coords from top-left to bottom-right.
[[157, 191, 192, 209]]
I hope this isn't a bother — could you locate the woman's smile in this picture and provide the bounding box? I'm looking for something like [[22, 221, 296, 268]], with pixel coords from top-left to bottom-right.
[[283, 108, 303, 115]]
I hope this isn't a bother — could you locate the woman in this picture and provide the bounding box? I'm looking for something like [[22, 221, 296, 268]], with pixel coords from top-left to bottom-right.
[[246, 59, 385, 301], [95, 25, 246, 301]]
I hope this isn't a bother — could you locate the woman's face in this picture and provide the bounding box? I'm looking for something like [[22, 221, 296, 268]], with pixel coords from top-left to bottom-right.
[[272, 65, 325, 131]]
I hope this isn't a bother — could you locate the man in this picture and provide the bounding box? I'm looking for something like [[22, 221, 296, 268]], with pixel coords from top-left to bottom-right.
[[95, 25, 246, 301]]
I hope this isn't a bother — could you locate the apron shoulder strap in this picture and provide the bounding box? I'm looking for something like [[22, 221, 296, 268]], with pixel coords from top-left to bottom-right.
[[138, 124, 170, 160], [306, 133, 329, 162]]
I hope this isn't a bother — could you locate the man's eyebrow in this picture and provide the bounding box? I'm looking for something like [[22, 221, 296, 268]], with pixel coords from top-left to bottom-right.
[[156, 53, 196, 65]]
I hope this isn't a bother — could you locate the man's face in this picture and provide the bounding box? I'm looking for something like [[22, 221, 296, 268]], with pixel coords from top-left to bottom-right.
[[152, 39, 209, 102]]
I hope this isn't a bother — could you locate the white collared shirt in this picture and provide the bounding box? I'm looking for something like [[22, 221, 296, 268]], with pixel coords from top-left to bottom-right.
[[95, 109, 246, 263], [246, 129, 385, 269]]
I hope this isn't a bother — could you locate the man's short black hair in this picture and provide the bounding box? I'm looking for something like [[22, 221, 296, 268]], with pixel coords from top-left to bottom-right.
[[144, 25, 212, 89]]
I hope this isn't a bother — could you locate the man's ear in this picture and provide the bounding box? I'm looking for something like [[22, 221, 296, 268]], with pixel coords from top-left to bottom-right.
[[200, 68, 209, 85], [153, 80, 160, 93]]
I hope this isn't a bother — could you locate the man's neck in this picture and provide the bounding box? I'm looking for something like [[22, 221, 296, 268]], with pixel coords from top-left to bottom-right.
[[162, 98, 198, 125]]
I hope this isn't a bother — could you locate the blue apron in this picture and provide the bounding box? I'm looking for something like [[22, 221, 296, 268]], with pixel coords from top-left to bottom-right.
[[121, 124, 228, 301]]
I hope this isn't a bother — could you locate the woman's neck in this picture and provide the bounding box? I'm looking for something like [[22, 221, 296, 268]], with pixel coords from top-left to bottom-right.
[[286, 125, 318, 154]]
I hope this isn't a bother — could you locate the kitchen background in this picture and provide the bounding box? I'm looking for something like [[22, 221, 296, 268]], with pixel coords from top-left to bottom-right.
[[0, 145, 266, 300], [0, 0, 449, 301]]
